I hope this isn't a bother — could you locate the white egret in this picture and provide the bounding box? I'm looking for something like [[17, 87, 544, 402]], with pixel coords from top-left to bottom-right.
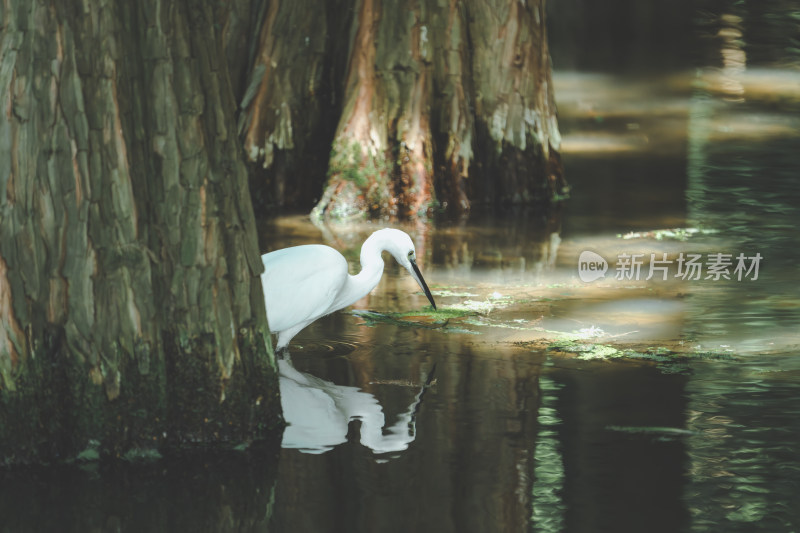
[[261, 228, 436, 353]]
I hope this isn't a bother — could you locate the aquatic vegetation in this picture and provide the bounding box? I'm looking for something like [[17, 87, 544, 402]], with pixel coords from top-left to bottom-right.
[[449, 299, 503, 314], [618, 227, 720, 241], [462, 316, 542, 331], [75, 440, 102, 462], [543, 336, 738, 373], [354, 284, 743, 375], [351, 308, 480, 334], [430, 289, 479, 298], [352, 291, 518, 332], [545, 339, 621, 360], [121, 447, 164, 463]]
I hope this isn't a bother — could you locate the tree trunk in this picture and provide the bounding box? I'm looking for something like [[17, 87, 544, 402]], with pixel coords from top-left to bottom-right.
[[238, 0, 350, 211], [0, 0, 281, 465], [458, 0, 566, 207], [240, 0, 568, 220]]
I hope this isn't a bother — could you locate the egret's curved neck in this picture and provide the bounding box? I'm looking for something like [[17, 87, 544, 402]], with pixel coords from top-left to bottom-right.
[[332, 233, 388, 310]]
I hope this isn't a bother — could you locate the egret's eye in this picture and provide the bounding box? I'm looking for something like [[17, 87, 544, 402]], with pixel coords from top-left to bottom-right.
[[407, 250, 415, 259]]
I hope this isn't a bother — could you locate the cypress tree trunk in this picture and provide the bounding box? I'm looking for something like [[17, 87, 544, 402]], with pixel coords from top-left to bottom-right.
[[238, 0, 350, 210], [240, 0, 567, 220], [311, 0, 438, 220], [0, 0, 281, 465], [454, 0, 566, 208]]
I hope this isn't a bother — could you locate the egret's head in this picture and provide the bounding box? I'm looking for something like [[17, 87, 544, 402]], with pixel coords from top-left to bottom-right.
[[374, 229, 437, 310]]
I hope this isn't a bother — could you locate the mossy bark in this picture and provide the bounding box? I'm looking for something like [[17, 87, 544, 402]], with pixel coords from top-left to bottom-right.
[[240, 0, 567, 220], [0, 0, 281, 466], [311, 0, 438, 221]]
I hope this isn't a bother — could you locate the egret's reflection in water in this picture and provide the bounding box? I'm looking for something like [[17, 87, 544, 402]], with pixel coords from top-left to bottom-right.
[[279, 359, 434, 455]]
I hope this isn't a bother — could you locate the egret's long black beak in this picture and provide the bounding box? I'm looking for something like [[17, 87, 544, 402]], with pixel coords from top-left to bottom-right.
[[409, 258, 437, 310]]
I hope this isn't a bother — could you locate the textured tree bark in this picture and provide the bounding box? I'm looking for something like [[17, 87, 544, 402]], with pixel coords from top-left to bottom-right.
[[458, 0, 566, 208], [238, 0, 350, 211], [0, 0, 281, 465], [310, 0, 439, 220], [430, 0, 475, 213], [240, 0, 567, 220]]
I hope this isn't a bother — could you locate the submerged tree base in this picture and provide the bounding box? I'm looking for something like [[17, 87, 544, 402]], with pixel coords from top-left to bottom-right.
[[0, 324, 283, 467]]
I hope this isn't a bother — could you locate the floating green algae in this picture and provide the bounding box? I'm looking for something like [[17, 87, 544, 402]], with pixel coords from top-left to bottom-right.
[[544, 335, 737, 373], [351, 307, 481, 335]]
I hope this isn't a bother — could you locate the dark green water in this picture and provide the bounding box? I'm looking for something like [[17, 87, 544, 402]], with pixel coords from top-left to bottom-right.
[[2, 1, 799, 532]]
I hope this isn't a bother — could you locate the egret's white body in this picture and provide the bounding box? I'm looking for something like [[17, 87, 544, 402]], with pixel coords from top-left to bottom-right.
[[261, 228, 436, 352]]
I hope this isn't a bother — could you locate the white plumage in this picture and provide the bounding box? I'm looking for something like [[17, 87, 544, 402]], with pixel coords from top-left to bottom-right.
[[261, 228, 436, 352]]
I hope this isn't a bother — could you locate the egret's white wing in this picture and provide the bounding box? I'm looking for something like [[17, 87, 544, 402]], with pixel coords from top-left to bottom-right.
[[261, 245, 349, 334]]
